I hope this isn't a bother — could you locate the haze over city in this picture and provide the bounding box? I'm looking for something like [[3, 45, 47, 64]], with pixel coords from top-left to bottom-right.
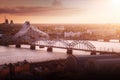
[[0, 0, 120, 24]]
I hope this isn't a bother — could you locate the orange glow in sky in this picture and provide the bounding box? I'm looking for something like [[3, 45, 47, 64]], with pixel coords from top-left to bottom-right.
[[0, 0, 120, 24]]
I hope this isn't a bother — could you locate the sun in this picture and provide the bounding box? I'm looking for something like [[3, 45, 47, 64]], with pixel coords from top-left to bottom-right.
[[111, 0, 120, 8]]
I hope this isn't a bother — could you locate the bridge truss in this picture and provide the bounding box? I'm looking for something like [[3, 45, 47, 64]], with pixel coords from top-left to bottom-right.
[[34, 39, 96, 51]]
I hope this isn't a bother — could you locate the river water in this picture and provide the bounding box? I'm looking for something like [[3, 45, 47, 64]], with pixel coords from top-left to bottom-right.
[[0, 41, 120, 65]]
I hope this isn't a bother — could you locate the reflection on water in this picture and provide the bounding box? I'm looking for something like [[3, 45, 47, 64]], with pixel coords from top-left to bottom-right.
[[0, 41, 120, 65], [0, 46, 67, 65]]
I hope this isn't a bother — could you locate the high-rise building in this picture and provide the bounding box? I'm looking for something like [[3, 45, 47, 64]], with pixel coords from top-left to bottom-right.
[[10, 20, 14, 26], [5, 19, 9, 24]]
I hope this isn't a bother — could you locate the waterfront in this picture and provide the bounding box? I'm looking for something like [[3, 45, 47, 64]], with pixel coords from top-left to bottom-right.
[[0, 45, 67, 65], [0, 40, 120, 65]]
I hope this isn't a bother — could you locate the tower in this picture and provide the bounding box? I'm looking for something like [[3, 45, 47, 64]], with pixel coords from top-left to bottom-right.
[[5, 19, 9, 24], [10, 20, 14, 26], [10, 20, 13, 24], [4, 16, 9, 24]]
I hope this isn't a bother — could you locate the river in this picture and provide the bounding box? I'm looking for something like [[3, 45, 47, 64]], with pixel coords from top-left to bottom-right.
[[0, 40, 120, 65]]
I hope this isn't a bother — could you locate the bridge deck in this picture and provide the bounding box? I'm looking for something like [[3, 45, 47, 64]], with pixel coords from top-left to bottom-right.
[[0, 39, 119, 54]]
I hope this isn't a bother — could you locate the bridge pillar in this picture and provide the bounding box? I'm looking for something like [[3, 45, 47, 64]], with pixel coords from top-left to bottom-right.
[[47, 47, 53, 52], [90, 51, 96, 55], [16, 44, 21, 48], [39, 45, 45, 48], [30, 45, 36, 50], [67, 49, 73, 54]]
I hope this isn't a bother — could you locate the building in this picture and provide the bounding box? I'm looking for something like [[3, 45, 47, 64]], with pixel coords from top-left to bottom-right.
[[10, 20, 14, 26], [87, 28, 117, 37], [4, 19, 9, 24]]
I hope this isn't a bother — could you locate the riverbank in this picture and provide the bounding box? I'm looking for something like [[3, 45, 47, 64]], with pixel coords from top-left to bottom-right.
[[2, 55, 120, 80], [0, 59, 66, 80]]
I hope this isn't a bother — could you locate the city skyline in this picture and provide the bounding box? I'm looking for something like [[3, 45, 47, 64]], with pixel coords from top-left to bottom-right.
[[0, 0, 120, 24]]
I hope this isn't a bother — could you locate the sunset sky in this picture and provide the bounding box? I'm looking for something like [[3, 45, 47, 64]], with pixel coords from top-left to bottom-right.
[[0, 0, 120, 24]]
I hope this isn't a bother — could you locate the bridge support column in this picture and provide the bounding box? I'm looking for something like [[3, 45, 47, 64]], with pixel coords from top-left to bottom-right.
[[16, 44, 21, 48], [30, 45, 36, 50], [67, 49, 73, 54], [47, 47, 53, 52], [90, 51, 96, 55], [39, 45, 45, 48]]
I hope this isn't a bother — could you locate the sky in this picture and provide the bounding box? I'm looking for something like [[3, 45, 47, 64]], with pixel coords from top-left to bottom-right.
[[0, 0, 120, 24]]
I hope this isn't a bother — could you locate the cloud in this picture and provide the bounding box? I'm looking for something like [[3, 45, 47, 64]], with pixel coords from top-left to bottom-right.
[[0, 6, 83, 16]]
